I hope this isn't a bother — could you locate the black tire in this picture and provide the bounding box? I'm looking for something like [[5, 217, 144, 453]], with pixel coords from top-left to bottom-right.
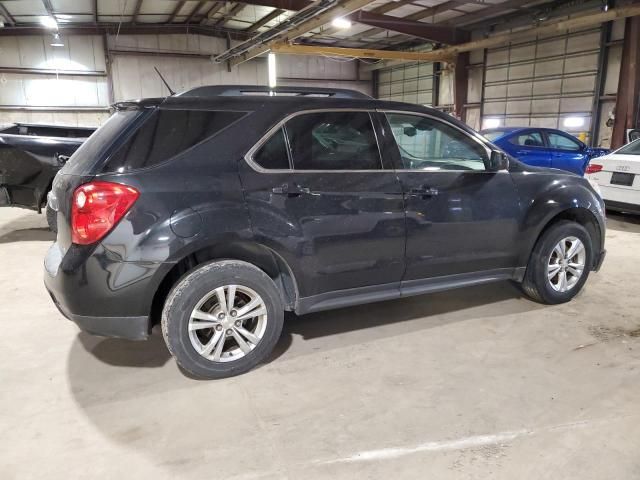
[[46, 203, 57, 233], [161, 260, 284, 379], [521, 220, 593, 304]]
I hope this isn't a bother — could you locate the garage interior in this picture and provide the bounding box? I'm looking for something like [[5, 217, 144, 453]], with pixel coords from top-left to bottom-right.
[[1, 0, 640, 478]]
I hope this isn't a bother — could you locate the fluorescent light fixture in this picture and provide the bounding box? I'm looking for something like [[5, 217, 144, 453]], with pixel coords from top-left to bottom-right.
[[268, 52, 277, 89], [484, 118, 501, 129], [40, 16, 58, 29], [331, 17, 352, 29], [51, 33, 64, 47], [563, 116, 585, 128]]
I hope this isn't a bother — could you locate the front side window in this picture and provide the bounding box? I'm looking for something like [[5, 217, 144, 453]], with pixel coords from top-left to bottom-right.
[[509, 131, 544, 147], [547, 132, 581, 151], [285, 112, 382, 170], [386, 113, 488, 171], [105, 109, 246, 171]]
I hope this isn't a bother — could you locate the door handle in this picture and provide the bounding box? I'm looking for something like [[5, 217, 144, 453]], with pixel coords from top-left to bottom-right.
[[271, 183, 310, 197], [516, 150, 529, 155], [409, 186, 439, 198]]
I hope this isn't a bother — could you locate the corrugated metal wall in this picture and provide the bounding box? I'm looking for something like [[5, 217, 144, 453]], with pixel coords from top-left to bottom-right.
[[481, 28, 602, 139], [376, 62, 435, 106], [0, 33, 370, 127]]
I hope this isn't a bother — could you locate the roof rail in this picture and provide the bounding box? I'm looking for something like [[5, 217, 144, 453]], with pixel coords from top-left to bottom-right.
[[178, 85, 371, 99]]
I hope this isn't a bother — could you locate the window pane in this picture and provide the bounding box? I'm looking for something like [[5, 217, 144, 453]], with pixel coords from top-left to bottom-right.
[[509, 132, 544, 147], [617, 138, 640, 155], [386, 113, 487, 171], [105, 109, 245, 171], [253, 128, 289, 169], [548, 133, 581, 151], [286, 112, 381, 170]]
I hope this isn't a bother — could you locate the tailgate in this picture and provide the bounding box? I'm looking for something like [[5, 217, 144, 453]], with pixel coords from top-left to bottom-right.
[[588, 154, 640, 189]]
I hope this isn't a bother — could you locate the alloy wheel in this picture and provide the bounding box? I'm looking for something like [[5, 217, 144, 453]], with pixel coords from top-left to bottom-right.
[[547, 236, 586, 293], [188, 285, 268, 362]]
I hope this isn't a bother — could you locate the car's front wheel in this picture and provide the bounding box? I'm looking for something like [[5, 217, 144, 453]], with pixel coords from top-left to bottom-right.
[[521, 220, 593, 304], [162, 260, 284, 379]]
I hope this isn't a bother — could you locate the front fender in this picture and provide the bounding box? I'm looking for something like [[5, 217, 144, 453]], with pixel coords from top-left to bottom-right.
[[512, 172, 605, 266]]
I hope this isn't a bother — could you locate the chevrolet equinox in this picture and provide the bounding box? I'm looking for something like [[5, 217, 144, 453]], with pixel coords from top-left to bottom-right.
[[44, 86, 606, 378]]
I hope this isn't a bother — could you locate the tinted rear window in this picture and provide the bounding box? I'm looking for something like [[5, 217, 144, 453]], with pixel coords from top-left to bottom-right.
[[481, 131, 505, 142], [61, 109, 140, 175], [617, 139, 640, 155], [103, 109, 246, 172]]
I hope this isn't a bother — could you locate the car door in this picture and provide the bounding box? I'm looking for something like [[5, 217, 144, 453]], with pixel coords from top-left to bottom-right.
[[505, 130, 551, 168], [544, 130, 587, 174], [381, 111, 521, 282], [239, 110, 406, 301]]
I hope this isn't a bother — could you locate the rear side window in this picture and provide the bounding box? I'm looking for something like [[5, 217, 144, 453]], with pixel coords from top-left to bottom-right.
[[105, 109, 246, 172], [547, 132, 581, 151], [509, 132, 544, 147], [253, 128, 290, 169], [62, 109, 140, 175], [286, 112, 381, 170]]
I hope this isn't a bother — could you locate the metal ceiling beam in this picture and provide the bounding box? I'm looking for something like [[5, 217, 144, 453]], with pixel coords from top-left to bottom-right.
[[273, 3, 640, 63], [185, 1, 205, 24], [215, 3, 246, 27], [342, 0, 470, 44], [227, 0, 373, 67], [446, 0, 543, 27], [93, 0, 98, 23], [201, 2, 224, 24], [0, 23, 251, 40], [237, 0, 310, 10], [0, 2, 16, 26], [41, 0, 55, 17], [168, 0, 186, 23], [351, 10, 467, 44], [246, 8, 284, 32], [132, 0, 144, 24]]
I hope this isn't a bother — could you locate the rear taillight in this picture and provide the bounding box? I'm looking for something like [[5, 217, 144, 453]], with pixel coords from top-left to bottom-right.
[[71, 181, 139, 245], [585, 164, 603, 174]]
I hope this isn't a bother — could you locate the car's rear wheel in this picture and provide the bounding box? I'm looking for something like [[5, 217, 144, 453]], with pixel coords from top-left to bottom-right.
[[521, 220, 593, 304], [162, 260, 284, 379]]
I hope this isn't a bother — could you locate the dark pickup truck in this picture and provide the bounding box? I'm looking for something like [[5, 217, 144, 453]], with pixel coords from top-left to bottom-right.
[[0, 122, 95, 228]]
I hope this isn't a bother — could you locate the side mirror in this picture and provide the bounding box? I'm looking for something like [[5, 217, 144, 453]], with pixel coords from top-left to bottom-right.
[[489, 151, 509, 171]]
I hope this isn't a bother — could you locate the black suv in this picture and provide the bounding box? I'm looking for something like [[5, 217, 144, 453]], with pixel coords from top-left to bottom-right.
[[44, 86, 606, 378]]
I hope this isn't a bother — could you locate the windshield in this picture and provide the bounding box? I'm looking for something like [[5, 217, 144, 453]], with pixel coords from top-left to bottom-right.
[[616, 139, 640, 155], [61, 109, 142, 175]]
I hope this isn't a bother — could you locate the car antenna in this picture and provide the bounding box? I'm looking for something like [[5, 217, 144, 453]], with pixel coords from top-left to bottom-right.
[[154, 66, 175, 96]]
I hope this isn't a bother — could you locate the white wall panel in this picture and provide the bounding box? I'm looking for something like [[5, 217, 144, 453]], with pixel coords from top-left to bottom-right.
[[1, 33, 370, 127]]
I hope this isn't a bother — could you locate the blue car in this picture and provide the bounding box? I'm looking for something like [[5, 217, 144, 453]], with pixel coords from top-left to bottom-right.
[[481, 127, 609, 175]]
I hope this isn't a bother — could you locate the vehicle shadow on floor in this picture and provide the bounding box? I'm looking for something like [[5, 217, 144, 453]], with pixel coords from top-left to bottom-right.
[[69, 280, 541, 376], [0, 226, 53, 243], [606, 211, 640, 233]]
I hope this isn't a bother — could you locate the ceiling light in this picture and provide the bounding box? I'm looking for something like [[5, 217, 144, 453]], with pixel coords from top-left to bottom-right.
[[268, 53, 277, 89], [563, 117, 585, 128], [331, 17, 352, 29], [51, 32, 64, 47], [40, 16, 58, 29]]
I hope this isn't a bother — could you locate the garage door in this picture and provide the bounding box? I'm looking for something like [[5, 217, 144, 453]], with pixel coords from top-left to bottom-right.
[[376, 62, 434, 106], [481, 27, 601, 138]]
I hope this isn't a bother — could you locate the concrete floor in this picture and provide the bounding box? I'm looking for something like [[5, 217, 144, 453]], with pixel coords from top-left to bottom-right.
[[1, 207, 639, 480]]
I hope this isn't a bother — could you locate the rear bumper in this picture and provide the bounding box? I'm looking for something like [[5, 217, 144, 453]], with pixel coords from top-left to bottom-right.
[[48, 290, 149, 340], [43, 241, 169, 340]]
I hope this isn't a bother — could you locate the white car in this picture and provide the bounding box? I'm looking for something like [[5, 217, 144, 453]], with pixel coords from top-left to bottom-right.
[[586, 138, 640, 214]]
